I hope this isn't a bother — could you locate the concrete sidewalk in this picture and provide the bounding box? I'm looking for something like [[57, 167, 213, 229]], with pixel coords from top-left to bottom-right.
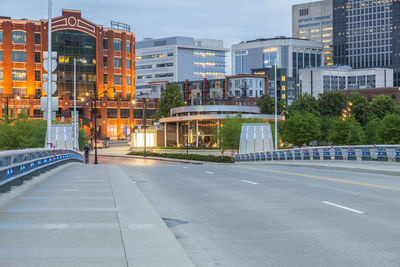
[[238, 160, 400, 176], [0, 163, 194, 267]]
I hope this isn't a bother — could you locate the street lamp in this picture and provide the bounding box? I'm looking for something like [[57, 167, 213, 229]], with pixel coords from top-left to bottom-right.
[[273, 60, 278, 151]]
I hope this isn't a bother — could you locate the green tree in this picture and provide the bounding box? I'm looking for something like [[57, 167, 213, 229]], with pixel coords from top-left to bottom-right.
[[370, 95, 397, 120], [280, 112, 320, 147], [152, 83, 184, 121], [365, 119, 382, 144], [287, 93, 319, 117], [327, 116, 365, 145], [78, 128, 90, 150], [318, 91, 347, 117], [379, 114, 400, 144], [319, 116, 336, 145], [347, 92, 373, 128], [256, 94, 285, 115], [219, 117, 242, 150]]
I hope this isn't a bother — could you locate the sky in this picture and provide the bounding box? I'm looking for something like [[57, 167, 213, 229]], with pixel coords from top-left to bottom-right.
[[2, 0, 309, 73]]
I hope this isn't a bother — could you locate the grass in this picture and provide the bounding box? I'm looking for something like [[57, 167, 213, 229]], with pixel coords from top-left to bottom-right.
[[155, 146, 219, 150], [127, 151, 233, 163]]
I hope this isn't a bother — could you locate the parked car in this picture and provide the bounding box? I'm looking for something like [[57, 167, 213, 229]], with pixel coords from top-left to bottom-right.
[[94, 140, 103, 149]]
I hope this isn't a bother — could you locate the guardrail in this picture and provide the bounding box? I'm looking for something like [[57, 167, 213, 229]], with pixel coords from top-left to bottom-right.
[[235, 145, 400, 163], [0, 148, 83, 192]]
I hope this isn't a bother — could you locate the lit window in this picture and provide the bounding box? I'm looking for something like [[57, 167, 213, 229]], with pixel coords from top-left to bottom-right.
[[12, 70, 27, 81], [12, 31, 26, 44]]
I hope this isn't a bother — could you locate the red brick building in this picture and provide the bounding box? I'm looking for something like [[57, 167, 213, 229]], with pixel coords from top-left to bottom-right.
[[342, 87, 400, 106], [0, 10, 154, 139]]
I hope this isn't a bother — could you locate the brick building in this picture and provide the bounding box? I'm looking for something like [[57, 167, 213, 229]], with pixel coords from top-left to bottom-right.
[[342, 87, 400, 106], [0, 10, 153, 139]]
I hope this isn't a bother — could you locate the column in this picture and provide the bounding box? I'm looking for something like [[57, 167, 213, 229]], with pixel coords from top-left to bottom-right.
[[164, 122, 167, 147], [176, 121, 179, 146], [196, 120, 199, 148]]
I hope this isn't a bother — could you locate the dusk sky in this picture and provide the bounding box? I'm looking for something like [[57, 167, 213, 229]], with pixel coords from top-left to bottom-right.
[[2, 0, 310, 73]]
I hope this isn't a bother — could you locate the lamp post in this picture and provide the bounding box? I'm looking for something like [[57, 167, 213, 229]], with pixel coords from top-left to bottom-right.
[[274, 60, 278, 151]]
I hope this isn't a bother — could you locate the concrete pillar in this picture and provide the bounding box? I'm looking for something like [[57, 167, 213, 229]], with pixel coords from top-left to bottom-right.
[[164, 122, 167, 147], [196, 120, 199, 148]]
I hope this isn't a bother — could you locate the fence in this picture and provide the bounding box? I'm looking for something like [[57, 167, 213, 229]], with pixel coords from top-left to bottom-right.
[[235, 145, 400, 163], [0, 148, 83, 192]]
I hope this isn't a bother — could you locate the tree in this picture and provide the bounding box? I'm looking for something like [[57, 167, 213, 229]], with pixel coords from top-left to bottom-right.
[[152, 83, 184, 121], [327, 116, 365, 145], [365, 119, 382, 144], [319, 116, 336, 145], [256, 94, 285, 115], [280, 112, 320, 147], [379, 114, 400, 144], [318, 91, 347, 117], [347, 92, 373, 128], [287, 93, 319, 117], [219, 117, 242, 150], [370, 95, 397, 120]]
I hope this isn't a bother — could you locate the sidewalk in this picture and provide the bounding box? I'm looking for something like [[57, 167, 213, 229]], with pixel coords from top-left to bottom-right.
[[0, 163, 194, 267], [238, 160, 400, 176]]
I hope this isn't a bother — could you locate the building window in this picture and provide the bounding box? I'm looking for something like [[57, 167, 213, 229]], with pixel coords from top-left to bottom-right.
[[126, 76, 131, 86], [12, 70, 27, 81], [156, 63, 173, 68], [114, 57, 122, 68], [300, 8, 309, 16], [0, 69, 3, 81], [0, 31, 3, 43], [107, 108, 118, 118], [167, 52, 174, 56], [12, 51, 27, 62], [35, 88, 41, 97], [126, 59, 131, 69], [114, 75, 122, 85], [146, 109, 155, 118], [155, 73, 173, 78], [136, 64, 152, 70], [120, 109, 130, 119], [12, 88, 27, 96], [0, 51, 3, 62], [35, 70, 41, 81], [134, 109, 143, 118], [12, 31, 26, 44], [114, 39, 122, 51], [35, 52, 41, 63], [126, 41, 131, 53], [34, 33, 41, 44], [103, 39, 108, 49], [104, 56, 108, 67], [137, 75, 152, 80], [104, 74, 108, 84]]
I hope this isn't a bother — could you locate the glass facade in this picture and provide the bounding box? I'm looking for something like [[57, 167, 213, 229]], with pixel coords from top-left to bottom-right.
[[52, 30, 96, 98], [234, 51, 248, 74], [263, 51, 277, 68], [193, 49, 225, 78]]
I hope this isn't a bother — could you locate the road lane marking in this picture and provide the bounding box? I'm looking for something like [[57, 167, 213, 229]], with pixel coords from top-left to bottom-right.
[[235, 166, 400, 192], [204, 171, 214, 174], [182, 166, 189, 169], [322, 201, 364, 214], [241, 180, 258, 185]]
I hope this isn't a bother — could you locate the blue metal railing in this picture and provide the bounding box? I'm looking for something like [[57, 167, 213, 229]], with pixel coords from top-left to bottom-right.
[[235, 145, 400, 163], [0, 148, 83, 192]]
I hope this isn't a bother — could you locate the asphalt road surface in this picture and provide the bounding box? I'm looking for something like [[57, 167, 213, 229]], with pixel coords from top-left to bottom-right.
[[87, 155, 184, 166], [122, 163, 400, 267]]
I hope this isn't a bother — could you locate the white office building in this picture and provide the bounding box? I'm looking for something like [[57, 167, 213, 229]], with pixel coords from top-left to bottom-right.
[[292, 0, 333, 65], [136, 37, 229, 98], [299, 66, 394, 98]]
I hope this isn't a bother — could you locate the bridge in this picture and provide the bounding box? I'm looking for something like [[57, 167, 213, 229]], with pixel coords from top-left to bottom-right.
[[1, 147, 400, 266]]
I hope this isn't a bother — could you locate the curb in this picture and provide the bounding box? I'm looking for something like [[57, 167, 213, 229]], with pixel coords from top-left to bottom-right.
[[237, 161, 400, 176]]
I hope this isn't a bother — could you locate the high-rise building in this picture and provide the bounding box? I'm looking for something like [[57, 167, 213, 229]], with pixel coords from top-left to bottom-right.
[[0, 10, 144, 140], [332, 0, 400, 85], [135, 37, 228, 97], [292, 0, 334, 65], [232, 36, 324, 105]]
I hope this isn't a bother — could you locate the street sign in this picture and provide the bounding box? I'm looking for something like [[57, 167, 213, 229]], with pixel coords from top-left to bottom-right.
[[43, 51, 57, 59], [43, 81, 57, 95], [43, 73, 57, 81], [41, 96, 58, 111], [43, 111, 56, 121], [43, 59, 57, 72]]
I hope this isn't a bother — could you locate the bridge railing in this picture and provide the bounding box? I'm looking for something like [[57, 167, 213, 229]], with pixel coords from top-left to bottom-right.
[[0, 148, 83, 192], [235, 145, 400, 163]]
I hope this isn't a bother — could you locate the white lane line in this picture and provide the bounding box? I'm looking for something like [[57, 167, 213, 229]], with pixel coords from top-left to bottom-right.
[[182, 166, 189, 169], [204, 171, 214, 174], [241, 180, 258, 185], [321, 201, 364, 214]]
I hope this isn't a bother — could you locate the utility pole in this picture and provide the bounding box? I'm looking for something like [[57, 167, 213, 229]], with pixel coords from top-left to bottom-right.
[[46, 0, 53, 148], [274, 62, 278, 151]]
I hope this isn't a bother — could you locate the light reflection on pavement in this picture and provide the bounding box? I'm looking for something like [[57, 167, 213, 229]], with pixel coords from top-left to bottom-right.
[[88, 155, 183, 166]]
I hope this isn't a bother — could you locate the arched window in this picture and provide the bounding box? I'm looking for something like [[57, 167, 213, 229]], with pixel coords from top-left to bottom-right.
[[12, 31, 26, 44]]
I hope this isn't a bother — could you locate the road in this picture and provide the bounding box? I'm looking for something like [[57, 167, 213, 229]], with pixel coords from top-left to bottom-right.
[[88, 155, 184, 166], [122, 163, 400, 267]]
